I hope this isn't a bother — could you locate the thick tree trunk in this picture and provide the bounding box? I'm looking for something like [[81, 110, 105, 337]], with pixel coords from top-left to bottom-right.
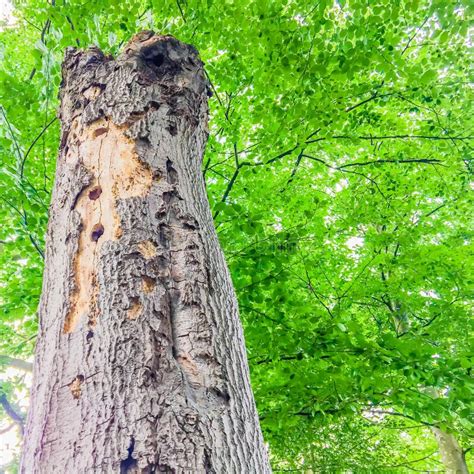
[[432, 427, 469, 474], [21, 32, 270, 473]]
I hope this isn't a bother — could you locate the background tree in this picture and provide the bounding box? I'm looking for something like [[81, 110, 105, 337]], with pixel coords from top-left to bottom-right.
[[0, 0, 472, 472]]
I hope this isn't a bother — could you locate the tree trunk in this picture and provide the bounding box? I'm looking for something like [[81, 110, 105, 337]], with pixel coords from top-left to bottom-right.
[[21, 32, 270, 473], [432, 427, 469, 474]]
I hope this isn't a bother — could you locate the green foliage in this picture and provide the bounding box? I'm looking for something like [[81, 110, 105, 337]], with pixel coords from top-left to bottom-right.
[[0, 0, 473, 471]]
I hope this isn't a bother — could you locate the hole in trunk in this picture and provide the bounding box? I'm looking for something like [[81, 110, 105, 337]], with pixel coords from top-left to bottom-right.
[[166, 123, 178, 136], [142, 275, 156, 293], [150, 53, 164, 67], [92, 127, 108, 138], [91, 223, 104, 242], [88, 186, 102, 200], [146, 100, 160, 111], [120, 437, 137, 473], [141, 44, 165, 69]]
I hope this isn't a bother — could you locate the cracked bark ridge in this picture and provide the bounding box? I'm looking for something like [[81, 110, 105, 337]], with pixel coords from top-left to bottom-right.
[[21, 31, 270, 473]]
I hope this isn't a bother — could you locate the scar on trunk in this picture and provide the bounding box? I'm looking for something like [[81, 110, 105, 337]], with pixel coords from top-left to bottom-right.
[[142, 275, 156, 293], [127, 297, 142, 320], [83, 85, 103, 101], [176, 353, 202, 387], [138, 240, 157, 258], [69, 375, 85, 399], [64, 119, 153, 333]]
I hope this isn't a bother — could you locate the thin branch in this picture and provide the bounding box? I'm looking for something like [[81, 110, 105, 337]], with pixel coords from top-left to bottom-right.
[[20, 116, 57, 179], [425, 202, 448, 218], [208, 168, 230, 181], [22, 16, 42, 31], [225, 92, 234, 124], [213, 168, 239, 218], [0, 106, 23, 164], [345, 91, 379, 112], [233, 142, 239, 168], [305, 270, 334, 319], [402, 16, 430, 56], [285, 149, 305, 187], [176, 0, 186, 22], [265, 145, 300, 165], [345, 90, 394, 113], [24, 211, 45, 260], [29, 17, 52, 80], [331, 134, 473, 141], [381, 450, 438, 469], [0, 394, 25, 435], [0, 196, 45, 260], [204, 70, 223, 107], [369, 410, 434, 427], [338, 158, 442, 169], [29, 233, 45, 260], [240, 305, 289, 328], [65, 16, 80, 46]]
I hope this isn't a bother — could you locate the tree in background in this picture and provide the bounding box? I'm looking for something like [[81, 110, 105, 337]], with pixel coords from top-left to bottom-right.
[[0, 0, 472, 472]]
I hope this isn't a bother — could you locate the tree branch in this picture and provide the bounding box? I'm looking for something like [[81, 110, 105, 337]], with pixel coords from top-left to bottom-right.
[[20, 116, 57, 179], [338, 158, 442, 169], [368, 410, 434, 427], [402, 16, 431, 56], [0, 394, 25, 435], [0, 355, 33, 372], [0, 106, 23, 164], [330, 134, 473, 141], [213, 167, 240, 218], [381, 450, 438, 469], [176, 0, 186, 22], [0, 423, 15, 435]]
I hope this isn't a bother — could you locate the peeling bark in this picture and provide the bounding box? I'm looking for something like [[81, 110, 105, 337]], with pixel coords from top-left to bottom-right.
[[22, 31, 270, 473]]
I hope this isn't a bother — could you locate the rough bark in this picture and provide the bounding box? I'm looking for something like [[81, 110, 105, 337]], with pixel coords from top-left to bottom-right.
[[21, 31, 270, 473], [432, 427, 469, 474]]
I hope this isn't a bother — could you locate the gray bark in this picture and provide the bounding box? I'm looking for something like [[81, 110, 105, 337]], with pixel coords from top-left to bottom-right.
[[421, 389, 470, 474], [21, 31, 270, 473], [432, 427, 469, 474]]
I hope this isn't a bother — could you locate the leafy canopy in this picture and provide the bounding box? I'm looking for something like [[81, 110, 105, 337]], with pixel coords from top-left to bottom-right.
[[0, 0, 472, 471]]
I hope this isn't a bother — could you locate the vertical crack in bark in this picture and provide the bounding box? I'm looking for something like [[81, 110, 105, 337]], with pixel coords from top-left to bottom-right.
[[89, 120, 107, 328], [162, 159, 205, 389], [158, 156, 225, 409], [64, 120, 153, 333]]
